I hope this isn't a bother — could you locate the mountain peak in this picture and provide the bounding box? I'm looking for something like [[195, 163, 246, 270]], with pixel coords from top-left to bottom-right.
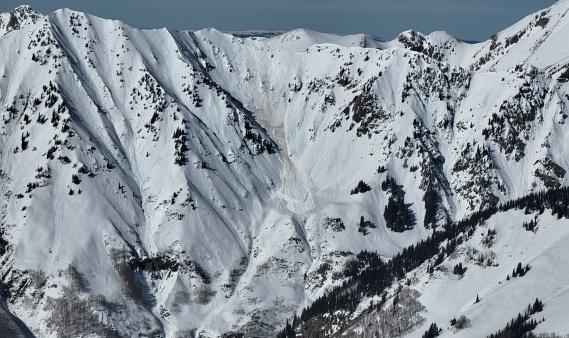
[[12, 4, 34, 10], [0, 4, 41, 36], [5, 4, 41, 18]]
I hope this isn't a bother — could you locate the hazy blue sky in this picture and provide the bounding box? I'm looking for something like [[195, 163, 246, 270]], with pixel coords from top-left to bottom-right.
[[0, 0, 557, 41]]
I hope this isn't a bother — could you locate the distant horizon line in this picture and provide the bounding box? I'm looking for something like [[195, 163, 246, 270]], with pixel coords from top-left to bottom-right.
[[0, 3, 548, 43]]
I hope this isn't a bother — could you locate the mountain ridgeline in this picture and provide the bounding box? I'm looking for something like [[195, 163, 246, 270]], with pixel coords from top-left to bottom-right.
[[0, 2, 569, 337]]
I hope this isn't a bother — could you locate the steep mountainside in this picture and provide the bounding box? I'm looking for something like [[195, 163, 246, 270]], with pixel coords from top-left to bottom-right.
[[0, 2, 568, 337]]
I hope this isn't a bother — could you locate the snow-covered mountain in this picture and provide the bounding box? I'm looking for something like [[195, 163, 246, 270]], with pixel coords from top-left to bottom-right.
[[0, 2, 568, 337]]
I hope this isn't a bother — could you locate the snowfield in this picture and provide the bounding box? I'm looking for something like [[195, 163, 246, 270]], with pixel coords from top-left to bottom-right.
[[0, 1, 568, 337]]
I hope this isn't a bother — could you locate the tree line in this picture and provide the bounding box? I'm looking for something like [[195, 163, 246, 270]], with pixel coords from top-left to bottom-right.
[[277, 187, 569, 337]]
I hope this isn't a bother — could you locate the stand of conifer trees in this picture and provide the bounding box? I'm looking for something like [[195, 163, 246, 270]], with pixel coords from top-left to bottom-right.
[[277, 187, 569, 337]]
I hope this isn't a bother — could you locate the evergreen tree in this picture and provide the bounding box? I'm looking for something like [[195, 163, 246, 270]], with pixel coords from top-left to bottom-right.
[[277, 187, 569, 336], [516, 262, 523, 276], [532, 298, 544, 313], [421, 323, 441, 338], [350, 180, 371, 195], [453, 263, 466, 276]]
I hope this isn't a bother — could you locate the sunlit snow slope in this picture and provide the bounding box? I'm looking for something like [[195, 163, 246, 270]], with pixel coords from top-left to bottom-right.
[[0, 1, 568, 337]]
